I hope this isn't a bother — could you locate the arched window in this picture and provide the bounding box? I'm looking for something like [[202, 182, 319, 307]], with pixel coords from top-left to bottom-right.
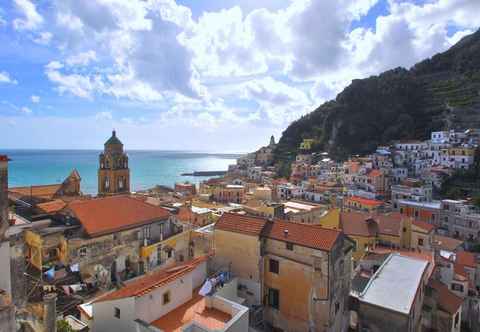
[[118, 177, 124, 190], [105, 177, 110, 190]]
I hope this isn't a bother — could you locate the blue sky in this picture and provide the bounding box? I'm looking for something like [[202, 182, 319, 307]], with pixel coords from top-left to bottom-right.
[[0, 0, 479, 152]]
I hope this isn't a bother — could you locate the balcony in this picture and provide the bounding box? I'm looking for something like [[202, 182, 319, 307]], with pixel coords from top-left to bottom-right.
[[139, 229, 187, 259]]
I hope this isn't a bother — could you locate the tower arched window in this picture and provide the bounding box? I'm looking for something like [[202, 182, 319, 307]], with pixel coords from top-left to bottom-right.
[[105, 177, 110, 191], [118, 177, 124, 190]]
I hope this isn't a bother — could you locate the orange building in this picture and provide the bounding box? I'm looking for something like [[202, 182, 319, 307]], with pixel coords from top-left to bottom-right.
[[344, 196, 384, 212]]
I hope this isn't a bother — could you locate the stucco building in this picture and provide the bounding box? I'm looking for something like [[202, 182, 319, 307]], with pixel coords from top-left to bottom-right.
[[214, 213, 354, 331]]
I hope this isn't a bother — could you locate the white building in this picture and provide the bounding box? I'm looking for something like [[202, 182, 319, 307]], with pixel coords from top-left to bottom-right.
[[247, 166, 263, 182], [91, 256, 249, 332], [431, 131, 450, 144]]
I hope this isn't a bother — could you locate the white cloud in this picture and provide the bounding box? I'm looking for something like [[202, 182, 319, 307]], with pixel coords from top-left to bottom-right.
[[66, 50, 97, 66], [45, 61, 104, 99], [33, 31, 53, 45], [13, 0, 480, 146], [0, 71, 18, 84], [20, 106, 32, 114], [12, 0, 44, 31], [95, 111, 112, 121], [31, 95, 40, 103]]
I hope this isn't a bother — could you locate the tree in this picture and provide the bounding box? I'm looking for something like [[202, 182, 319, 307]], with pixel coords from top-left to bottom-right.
[[57, 320, 74, 332], [473, 195, 480, 209]]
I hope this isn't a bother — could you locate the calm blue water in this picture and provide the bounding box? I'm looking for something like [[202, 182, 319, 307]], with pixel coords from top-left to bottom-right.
[[0, 150, 239, 194]]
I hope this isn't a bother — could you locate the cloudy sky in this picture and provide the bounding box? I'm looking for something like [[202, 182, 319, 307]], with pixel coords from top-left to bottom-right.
[[0, 0, 479, 152]]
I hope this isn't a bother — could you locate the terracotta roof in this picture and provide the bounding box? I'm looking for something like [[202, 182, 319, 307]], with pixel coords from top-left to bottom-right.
[[456, 251, 477, 268], [9, 184, 62, 200], [177, 206, 193, 223], [340, 211, 402, 237], [215, 213, 268, 236], [429, 280, 463, 315], [151, 290, 230, 332], [68, 196, 170, 237], [94, 256, 207, 303], [340, 212, 378, 237], [262, 220, 341, 252], [347, 196, 383, 207], [367, 169, 382, 177], [412, 220, 435, 233], [0, 155, 9, 162], [454, 264, 468, 279], [36, 199, 67, 214], [67, 169, 81, 181], [434, 235, 463, 252]]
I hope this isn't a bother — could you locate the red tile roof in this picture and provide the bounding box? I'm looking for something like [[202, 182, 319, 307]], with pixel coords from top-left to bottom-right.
[[429, 280, 463, 315], [262, 220, 341, 252], [9, 184, 62, 200], [94, 256, 207, 303], [0, 155, 9, 162], [68, 196, 170, 237], [434, 235, 463, 252], [340, 212, 378, 237], [340, 211, 402, 237], [347, 196, 383, 207], [367, 169, 382, 177], [216, 213, 341, 251], [36, 199, 67, 214], [456, 251, 477, 269], [151, 291, 230, 332], [215, 213, 268, 236], [412, 220, 435, 233]]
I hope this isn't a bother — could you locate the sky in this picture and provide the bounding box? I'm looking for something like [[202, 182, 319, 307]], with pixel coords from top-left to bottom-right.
[[0, 0, 479, 152]]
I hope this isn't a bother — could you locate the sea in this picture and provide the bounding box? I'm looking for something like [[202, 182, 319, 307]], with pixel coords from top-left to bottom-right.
[[0, 150, 240, 195]]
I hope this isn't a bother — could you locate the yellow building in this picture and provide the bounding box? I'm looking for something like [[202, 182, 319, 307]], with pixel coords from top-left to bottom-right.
[[410, 220, 435, 250], [25, 228, 68, 271], [299, 138, 315, 151], [339, 211, 407, 261], [214, 213, 354, 332], [211, 184, 245, 204]]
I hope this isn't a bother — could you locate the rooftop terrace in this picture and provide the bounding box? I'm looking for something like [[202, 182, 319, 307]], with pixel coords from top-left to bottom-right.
[[151, 292, 231, 332]]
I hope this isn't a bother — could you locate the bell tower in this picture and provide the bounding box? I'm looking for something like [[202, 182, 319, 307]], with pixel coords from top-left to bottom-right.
[[98, 130, 130, 196]]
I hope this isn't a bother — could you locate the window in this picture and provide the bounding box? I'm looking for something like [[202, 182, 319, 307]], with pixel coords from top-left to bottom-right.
[[268, 288, 279, 309], [451, 283, 464, 292], [143, 226, 151, 240], [269, 259, 279, 274], [163, 291, 171, 305], [418, 238, 424, 246], [78, 247, 87, 257], [454, 312, 460, 327], [114, 307, 120, 319], [286, 242, 294, 251], [335, 301, 340, 314]]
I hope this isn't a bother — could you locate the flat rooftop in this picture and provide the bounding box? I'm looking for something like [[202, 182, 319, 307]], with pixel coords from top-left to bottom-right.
[[151, 292, 231, 332], [357, 254, 429, 315], [397, 199, 441, 209], [283, 201, 320, 211]]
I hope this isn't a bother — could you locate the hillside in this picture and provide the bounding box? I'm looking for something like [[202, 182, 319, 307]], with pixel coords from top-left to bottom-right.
[[274, 29, 480, 172]]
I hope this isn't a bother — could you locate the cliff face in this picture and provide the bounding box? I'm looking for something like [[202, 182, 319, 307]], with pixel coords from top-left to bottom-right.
[[274, 29, 480, 166]]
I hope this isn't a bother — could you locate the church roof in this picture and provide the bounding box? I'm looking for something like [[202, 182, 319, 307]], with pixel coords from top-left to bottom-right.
[[66, 169, 81, 181], [104, 130, 123, 146]]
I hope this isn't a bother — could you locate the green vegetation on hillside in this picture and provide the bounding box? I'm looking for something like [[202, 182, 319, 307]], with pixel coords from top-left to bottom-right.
[[274, 29, 480, 173], [441, 148, 480, 199]]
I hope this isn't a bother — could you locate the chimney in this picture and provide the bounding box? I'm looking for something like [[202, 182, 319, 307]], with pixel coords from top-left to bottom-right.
[[284, 229, 289, 238], [43, 293, 57, 332]]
